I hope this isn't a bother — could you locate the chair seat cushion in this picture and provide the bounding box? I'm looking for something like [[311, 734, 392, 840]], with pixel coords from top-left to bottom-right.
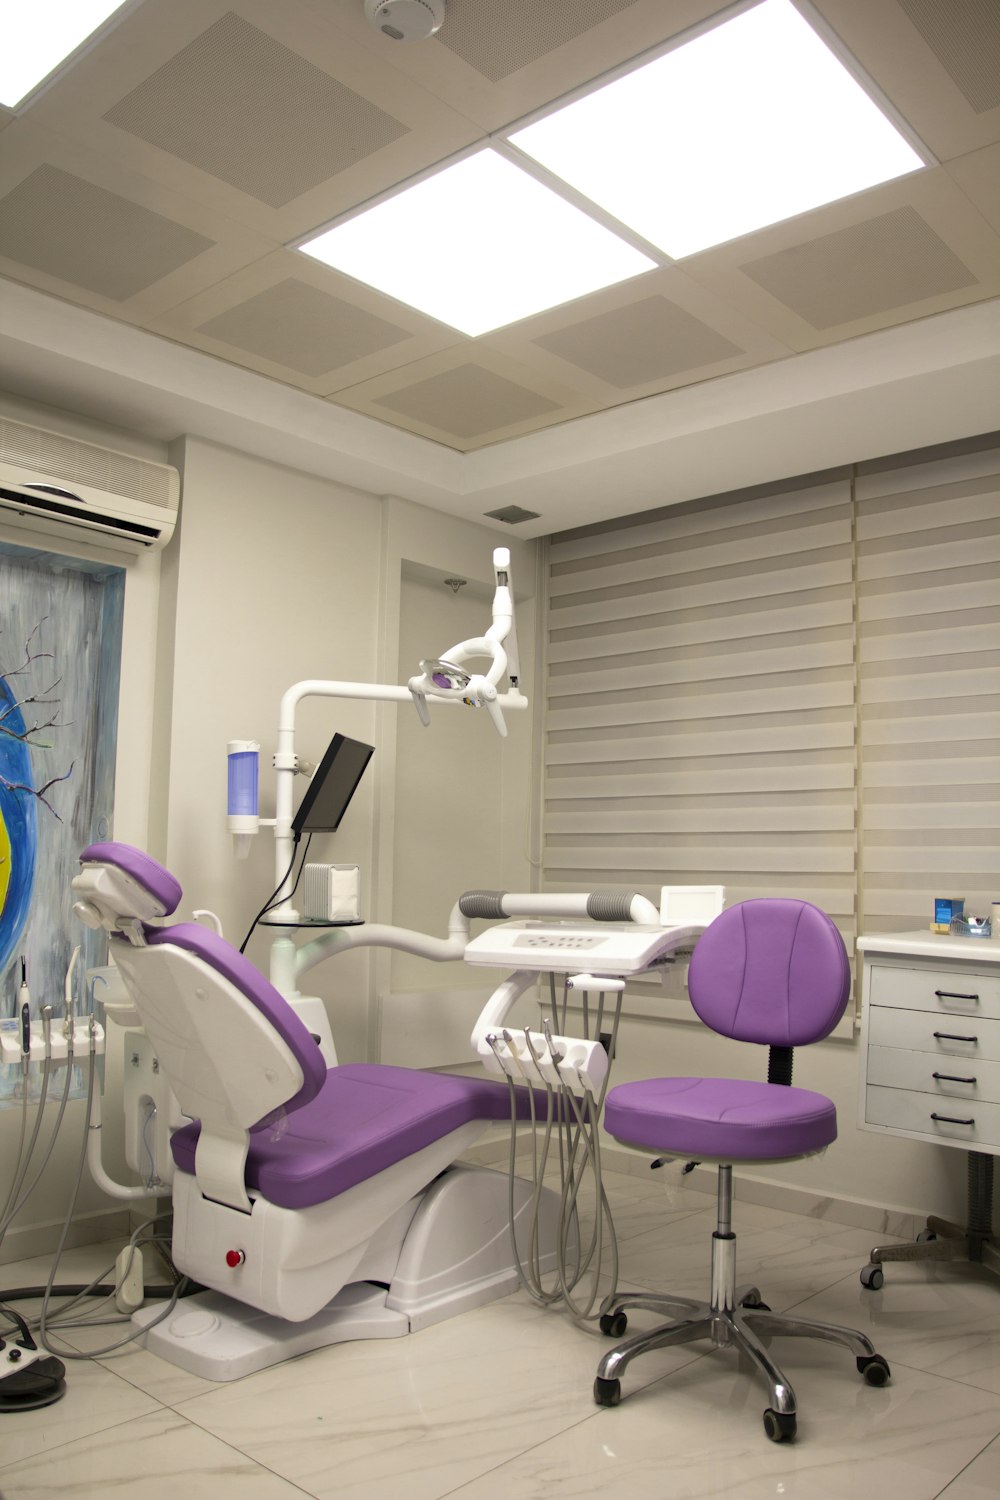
[[170, 1063, 535, 1209], [603, 1077, 837, 1161]]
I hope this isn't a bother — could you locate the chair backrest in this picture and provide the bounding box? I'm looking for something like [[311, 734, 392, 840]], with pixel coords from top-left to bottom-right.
[[73, 843, 328, 1208], [687, 899, 850, 1048]]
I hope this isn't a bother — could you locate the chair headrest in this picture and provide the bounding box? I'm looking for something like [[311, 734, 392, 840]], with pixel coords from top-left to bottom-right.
[[73, 842, 182, 932]]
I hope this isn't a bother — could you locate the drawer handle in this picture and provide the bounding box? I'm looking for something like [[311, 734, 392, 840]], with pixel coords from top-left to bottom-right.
[[930, 1113, 975, 1127], [933, 1032, 978, 1044], [934, 990, 979, 1002], [932, 1072, 978, 1085]]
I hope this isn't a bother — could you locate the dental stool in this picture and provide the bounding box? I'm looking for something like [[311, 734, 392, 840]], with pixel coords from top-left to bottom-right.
[[72, 842, 561, 1381], [594, 899, 891, 1443]]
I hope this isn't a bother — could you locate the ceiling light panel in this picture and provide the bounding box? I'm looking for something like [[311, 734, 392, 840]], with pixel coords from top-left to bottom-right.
[[296, 148, 656, 336], [508, 0, 927, 259], [1, 1, 131, 109]]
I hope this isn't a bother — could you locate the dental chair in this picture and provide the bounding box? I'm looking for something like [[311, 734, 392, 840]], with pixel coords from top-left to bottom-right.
[[72, 842, 560, 1381], [593, 898, 891, 1443]]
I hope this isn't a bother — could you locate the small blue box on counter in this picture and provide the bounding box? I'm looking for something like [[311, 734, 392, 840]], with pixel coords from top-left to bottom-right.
[[932, 897, 964, 933]]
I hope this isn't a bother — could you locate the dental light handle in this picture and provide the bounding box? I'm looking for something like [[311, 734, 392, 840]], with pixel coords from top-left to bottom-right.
[[459, 889, 661, 925]]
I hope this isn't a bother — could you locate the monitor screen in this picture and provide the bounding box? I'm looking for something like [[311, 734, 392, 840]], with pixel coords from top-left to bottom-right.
[[292, 733, 374, 837]]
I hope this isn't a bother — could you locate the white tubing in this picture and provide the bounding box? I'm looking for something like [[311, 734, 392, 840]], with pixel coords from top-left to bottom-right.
[[87, 1092, 151, 1202]]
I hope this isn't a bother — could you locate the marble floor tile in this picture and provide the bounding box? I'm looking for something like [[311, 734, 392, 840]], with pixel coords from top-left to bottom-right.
[[0, 1410, 315, 1499], [0, 1355, 160, 1468], [784, 1260, 1000, 1397], [440, 1349, 1000, 1500], [937, 1433, 1000, 1500], [174, 1292, 705, 1500]]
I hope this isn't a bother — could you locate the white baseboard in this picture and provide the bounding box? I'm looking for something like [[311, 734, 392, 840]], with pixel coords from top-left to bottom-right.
[[0, 1208, 132, 1268]]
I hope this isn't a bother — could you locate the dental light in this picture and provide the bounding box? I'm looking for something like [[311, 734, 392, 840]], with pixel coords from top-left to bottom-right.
[[408, 548, 519, 738]]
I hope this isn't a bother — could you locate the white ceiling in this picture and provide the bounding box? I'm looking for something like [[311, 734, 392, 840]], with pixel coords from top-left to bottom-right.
[[0, 0, 999, 535]]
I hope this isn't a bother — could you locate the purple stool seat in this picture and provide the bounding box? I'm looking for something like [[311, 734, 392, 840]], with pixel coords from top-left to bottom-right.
[[604, 1076, 837, 1161], [171, 1063, 535, 1210]]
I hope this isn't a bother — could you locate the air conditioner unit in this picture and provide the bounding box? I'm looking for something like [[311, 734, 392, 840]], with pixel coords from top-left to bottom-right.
[[0, 416, 180, 554]]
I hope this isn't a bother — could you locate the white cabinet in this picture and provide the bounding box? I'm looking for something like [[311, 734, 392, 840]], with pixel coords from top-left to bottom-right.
[[857, 932, 1000, 1159]]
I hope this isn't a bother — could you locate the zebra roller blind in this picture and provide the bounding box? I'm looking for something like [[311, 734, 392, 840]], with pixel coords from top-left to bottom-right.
[[857, 443, 1000, 934], [543, 436, 1000, 1002]]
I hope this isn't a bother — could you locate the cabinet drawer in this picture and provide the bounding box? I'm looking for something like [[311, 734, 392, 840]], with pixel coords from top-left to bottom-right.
[[867, 1045, 1000, 1105], [868, 1006, 1000, 1061], [865, 1084, 1000, 1148], [869, 964, 1000, 1020]]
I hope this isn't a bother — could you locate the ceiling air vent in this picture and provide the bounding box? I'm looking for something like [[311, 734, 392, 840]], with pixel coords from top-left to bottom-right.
[[484, 505, 540, 524]]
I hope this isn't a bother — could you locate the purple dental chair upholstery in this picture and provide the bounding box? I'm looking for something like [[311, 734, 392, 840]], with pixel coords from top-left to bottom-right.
[[594, 899, 890, 1443], [73, 842, 548, 1362]]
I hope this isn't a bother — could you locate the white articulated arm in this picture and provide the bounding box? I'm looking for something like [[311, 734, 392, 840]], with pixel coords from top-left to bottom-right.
[[293, 901, 471, 984]]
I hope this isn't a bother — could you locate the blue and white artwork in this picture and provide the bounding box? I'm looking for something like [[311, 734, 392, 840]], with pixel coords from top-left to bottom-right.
[[0, 542, 124, 1102]]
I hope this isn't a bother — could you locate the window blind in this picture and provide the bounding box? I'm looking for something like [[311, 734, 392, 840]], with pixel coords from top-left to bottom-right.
[[856, 443, 1000, 934], [544, 475, 859, 982], [543, 436, 1000, 1010]]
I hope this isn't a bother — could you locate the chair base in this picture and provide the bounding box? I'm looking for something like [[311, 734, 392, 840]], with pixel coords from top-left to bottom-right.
[[863, 1150, 1000, 1290], [135, 1165, 565, 1381], [132, 1282, 409, 1382], [595, 1292, 886, 1441], [595, 1167, 890, 1441]]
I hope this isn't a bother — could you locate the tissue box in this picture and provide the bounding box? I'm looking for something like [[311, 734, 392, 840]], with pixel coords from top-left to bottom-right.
[[303, 864, 360, 921]]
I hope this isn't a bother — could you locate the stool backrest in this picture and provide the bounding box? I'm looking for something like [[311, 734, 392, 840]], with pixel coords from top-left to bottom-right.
[[687, 899, 850, 1048]]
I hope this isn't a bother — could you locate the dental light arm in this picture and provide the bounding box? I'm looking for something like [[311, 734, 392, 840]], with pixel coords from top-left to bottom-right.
[[407, 548, 523, 740]]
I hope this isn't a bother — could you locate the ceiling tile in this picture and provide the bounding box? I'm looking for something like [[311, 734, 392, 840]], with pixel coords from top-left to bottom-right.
[[332, 346, 594, 448], [374, 363, 561, 439], [195, 277, 412, 376], [532, 295, 742, 387], [435, 0, 643, 83], [0, 164, 213, 301], [103, 11, 408, 209], [680, 167, 1000, 349], [149, 248, 461, 393], [895, 0, 1000, 115], [0, 118, 276, 321], [741, 207, 978, 329], [813, 0, 1000, 159]]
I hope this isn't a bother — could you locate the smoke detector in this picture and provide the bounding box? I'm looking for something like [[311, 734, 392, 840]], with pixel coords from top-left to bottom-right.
[[364, 0, 445, 42]]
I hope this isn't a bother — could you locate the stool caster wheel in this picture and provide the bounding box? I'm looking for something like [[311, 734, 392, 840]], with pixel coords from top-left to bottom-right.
[[599, 1311, 628, 1337], [740, 1295, 771, 1311], [594, 1377, 621, 1407], [860, 1264, 884, 1290], [763, 1409, 796, 1442], [858, 1354, 891, 1386]]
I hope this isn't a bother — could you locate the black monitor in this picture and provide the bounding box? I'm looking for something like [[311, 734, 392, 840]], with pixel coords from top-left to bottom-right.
[[292, 733, 374, 837]]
